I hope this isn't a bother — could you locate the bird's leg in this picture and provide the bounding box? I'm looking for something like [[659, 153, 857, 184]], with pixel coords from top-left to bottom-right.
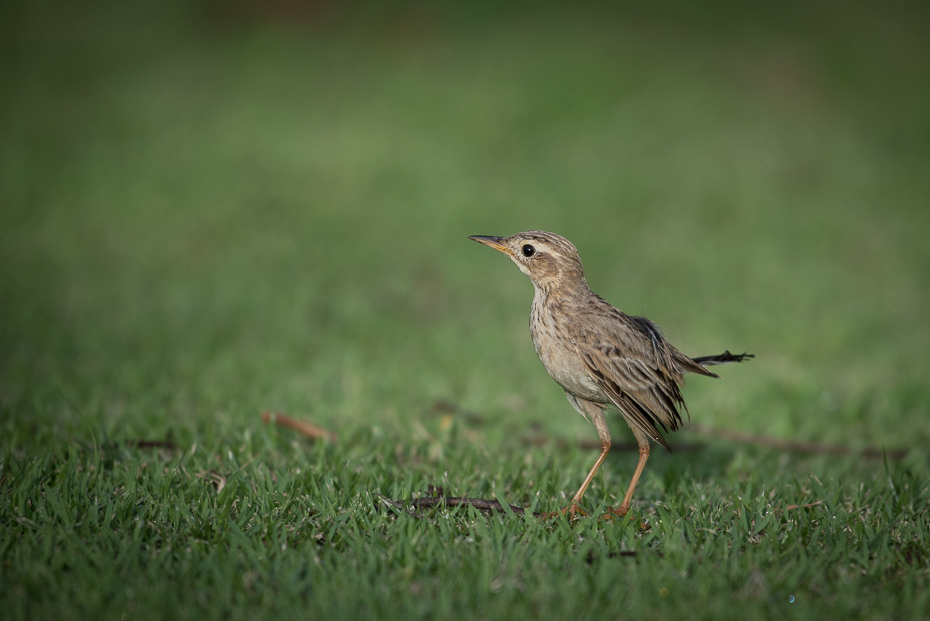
[[608, 428, 651, 517], [566, 436, 610, 515], [542, 399, 609, 519], [565, 406, 611, 516], [540, 442, 605, 519]]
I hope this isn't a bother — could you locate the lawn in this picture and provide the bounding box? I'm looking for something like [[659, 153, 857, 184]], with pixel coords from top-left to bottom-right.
[[2, 1, 930, 619]]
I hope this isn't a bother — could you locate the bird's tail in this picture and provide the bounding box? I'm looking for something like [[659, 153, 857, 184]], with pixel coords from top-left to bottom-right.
[[691, 350, 754, 366]]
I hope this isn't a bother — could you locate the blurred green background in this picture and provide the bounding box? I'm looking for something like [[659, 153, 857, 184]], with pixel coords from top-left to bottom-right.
[[2, 0, 929, 455], [3, 1, 930, 618]]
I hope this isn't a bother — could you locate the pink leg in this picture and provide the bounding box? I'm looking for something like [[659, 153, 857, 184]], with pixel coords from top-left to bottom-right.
[[543, 397, 610, 519], [609, 440, 650, 517], [565, 402, 612, 517]]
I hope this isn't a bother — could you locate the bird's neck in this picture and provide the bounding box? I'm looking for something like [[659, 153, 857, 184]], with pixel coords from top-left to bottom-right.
[[531, 275, 591, 306]]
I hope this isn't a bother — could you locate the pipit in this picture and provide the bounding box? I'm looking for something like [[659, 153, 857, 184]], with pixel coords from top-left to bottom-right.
[[469, 231, 751, 518]]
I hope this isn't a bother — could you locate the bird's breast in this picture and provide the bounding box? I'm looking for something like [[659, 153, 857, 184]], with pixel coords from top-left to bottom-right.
[[530, 295, 605, 403]]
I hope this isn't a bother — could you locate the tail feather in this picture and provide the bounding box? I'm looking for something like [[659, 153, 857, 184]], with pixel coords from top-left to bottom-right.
[[691, 350, 754, 367]]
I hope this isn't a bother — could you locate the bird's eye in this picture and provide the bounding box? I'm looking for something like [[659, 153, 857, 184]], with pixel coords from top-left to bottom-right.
[[522, 245, 536, 257]]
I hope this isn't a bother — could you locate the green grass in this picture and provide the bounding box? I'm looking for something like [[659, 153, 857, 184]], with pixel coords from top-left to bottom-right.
[[2, 1, 930, 618]]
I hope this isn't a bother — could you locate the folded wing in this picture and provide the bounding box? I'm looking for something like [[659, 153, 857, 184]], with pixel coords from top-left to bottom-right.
[[572, 300, 718, 450]]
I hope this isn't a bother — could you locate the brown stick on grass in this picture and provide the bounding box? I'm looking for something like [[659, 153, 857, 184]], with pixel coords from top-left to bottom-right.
[[378, 493, 534, 516], [261, 411, 337, 442], [688, 424, 907, 459]]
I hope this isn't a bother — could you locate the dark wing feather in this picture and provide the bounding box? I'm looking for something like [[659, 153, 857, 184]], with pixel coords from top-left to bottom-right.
[[628, 315, 718, 378], [572, 300, 718, 450], [578, 350, 673, 450]]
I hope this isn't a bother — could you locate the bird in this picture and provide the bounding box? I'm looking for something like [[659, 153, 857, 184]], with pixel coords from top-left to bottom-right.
[[469, 231, 751, 518]]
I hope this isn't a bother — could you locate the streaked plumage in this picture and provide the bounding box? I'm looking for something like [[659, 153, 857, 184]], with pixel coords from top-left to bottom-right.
[[469, 230, 751, 517]]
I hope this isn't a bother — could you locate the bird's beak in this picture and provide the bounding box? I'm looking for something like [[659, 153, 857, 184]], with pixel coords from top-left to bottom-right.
[[468, 235, 511, 256]]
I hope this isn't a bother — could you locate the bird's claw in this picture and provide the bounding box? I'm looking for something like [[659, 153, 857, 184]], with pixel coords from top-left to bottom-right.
[[598, 505, 631, 521], [540, 502, 589, 520]]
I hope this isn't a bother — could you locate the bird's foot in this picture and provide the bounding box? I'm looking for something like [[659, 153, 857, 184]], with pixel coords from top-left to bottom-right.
[[540, 502, 588, 520], [598, 504, 632, 521]]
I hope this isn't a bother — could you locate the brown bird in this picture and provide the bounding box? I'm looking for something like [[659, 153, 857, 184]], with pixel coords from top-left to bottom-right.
[[469, 231, 751, 517]]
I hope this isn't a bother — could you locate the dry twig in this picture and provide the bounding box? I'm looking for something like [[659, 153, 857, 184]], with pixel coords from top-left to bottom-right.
[[435, 398, 904, 459], [377, 485, 539, 517], [688, 425, 907, 459], [262, 411, 336, 442]]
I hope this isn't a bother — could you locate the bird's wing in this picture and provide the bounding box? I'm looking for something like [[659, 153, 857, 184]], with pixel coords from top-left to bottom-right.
[[572, 302, 714, 450], [577, 349, 672, 450]]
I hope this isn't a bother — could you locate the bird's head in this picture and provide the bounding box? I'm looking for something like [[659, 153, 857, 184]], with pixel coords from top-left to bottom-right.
[[468, 231, 586, 292]]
